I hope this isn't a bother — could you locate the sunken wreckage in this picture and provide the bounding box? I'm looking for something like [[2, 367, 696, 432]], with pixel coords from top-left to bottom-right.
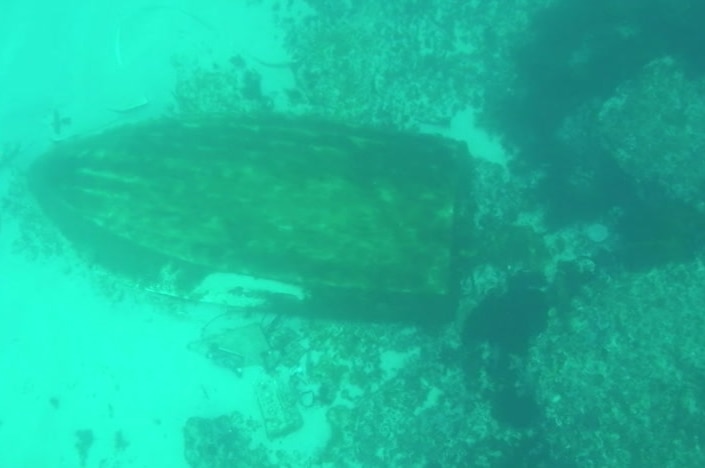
[[29, 115, 474, 323]]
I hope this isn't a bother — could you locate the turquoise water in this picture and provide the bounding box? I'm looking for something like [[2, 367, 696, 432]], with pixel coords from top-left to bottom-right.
[[2, 1, 704, 467]]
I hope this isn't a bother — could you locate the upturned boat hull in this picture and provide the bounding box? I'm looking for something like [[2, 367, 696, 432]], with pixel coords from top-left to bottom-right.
[[29, 115, 472, 323]]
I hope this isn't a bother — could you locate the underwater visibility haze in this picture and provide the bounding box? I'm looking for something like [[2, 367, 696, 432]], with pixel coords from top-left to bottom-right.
[[1, 0, 705, 467]]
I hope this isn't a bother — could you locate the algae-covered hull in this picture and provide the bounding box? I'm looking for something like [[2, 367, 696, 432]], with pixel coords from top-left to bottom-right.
[[30, 115, 472, 322]]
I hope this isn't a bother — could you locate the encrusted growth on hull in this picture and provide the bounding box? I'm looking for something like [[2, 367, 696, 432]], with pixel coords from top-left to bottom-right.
[[30, 115, 472, 322]]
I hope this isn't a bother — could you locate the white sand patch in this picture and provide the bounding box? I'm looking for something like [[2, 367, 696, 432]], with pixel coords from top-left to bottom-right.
[[419, 106, 512, 167], [379, 347, 420, 381]]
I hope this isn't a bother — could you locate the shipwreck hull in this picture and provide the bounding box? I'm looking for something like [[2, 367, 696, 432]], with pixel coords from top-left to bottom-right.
[[29, 115, 472, 323]]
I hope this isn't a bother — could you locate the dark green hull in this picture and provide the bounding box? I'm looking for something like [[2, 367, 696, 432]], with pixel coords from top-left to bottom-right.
[[30, 115, 472, 323]]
